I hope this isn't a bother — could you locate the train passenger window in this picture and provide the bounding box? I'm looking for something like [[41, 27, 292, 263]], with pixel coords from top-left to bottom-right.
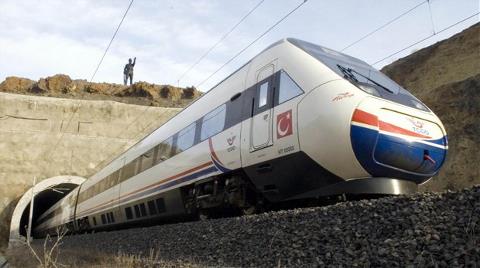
[[200, 104, 226, 141], [259, 82, 268, 107], [138, 149, 155, 173], [101, 214, 106, 224], [147, 200, 157, 215], [92, 217, 97, 226], [125, 207, 133, 220], [120, 160, 136, 182], [110, 212, 115, 223], [108, 170, 120, 188], [176, 123, 196, 154], [139, 203, 147, 217], [134, 205, 141, 218], [278, 70, 303, 104], [156, 137, 173, 163], [156, 198, 166, 213]]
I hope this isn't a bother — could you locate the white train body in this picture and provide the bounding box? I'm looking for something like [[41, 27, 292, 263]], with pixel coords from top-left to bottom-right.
[[35, 38, 447, 235]]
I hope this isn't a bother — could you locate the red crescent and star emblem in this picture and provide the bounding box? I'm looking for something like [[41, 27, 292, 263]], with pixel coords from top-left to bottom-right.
[[277, 110, 293, 139]]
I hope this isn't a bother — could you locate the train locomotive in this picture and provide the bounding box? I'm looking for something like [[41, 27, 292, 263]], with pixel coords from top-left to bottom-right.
[[34, 38, 447, 236]]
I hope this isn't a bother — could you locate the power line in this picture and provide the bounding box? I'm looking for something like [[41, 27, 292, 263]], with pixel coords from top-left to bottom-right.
[[372, 12, 479, 66], [341, 0, 428, 52], [44, 1, 135, 162], [176, 0, 266, 85], [427, 0, 436, 34], [90, 0, 135, 82], [196, 0, 308, 89]]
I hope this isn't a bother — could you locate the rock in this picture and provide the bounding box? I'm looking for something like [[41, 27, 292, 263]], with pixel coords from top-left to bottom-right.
[[0, 76, 35, 93], [26, 185, 479, 267]]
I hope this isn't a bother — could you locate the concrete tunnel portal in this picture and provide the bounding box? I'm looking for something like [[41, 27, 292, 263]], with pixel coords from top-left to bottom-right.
[[8, 176, 86, 247]]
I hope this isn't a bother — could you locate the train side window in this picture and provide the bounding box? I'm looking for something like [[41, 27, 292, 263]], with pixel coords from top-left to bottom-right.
[[92, 217, 97, 226], [110, 212, 115, 223], [147, 200, 157, 215], [120, 160, 136, 182], [156, 198, 166, 213], [134, 205, 141, 218], [200, 104, 226, 141], [176, 123, 196, 154], [258, 82, 268, 107], [101, 214, 106, 224], [278, 70, 303, 104], [125, 207, 133, 220], [139, 149, 155, 173], [156, 137, 173, 163], [139, 203, 147, 217]]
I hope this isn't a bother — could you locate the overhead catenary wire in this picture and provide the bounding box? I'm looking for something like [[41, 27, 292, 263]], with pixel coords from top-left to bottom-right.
[[176, 0, 266, 85], [341, 0, 428, 52], [44, 1, 135, 161], [371, 12, 480, 66], [90, 0, 135, 82], [427, 0, 436, 34], [196, 0, 308, 89]]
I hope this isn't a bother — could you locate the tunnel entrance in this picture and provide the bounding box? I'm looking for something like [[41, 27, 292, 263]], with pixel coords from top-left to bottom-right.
[[8, 176, 86, 248], [18, 183, 77, 237]]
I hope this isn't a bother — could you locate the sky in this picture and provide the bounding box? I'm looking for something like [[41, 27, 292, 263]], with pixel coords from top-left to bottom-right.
[[0, 0, 478, 91]]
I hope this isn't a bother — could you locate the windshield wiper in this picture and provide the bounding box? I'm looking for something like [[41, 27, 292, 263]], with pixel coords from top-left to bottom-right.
[[336, 64, 358, 82], [347, 67, 393, 93]]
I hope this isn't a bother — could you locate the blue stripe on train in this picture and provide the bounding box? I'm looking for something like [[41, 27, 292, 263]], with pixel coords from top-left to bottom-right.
[[351, 125, 446, 184], [119, 166, 219, 206]]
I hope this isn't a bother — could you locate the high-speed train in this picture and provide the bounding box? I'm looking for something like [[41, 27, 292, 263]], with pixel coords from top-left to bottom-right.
[[34, 38, 447, 236]]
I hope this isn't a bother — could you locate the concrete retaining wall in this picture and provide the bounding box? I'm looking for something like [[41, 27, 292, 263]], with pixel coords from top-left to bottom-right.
[[0, 92, 181, 248]]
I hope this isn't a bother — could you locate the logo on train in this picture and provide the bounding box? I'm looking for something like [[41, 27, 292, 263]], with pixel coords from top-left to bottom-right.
[[227, 135, 236, 146], [277, 110, 293, 139], [407, 117, 430, 136], [332, 92, 354, 101]]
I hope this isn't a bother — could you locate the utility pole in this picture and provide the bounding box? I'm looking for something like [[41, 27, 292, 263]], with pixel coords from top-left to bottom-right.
[[27, 176, 36, 245]]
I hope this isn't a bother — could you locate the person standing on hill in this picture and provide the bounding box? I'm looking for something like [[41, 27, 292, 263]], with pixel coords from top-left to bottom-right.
[[123, 57, 136, 86]]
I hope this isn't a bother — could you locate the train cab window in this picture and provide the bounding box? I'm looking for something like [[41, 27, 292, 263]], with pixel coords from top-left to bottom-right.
[[120, 160, 137, 182], [147, 200, 157, 215], [278, 70, 303, 104], [176, 123, 196, 154], [125, 207, 133, 220], [200, 104, 226, 141], [139, 149, 155, 173], [259, 82, 269, 107], [156, 137, 173, 163]]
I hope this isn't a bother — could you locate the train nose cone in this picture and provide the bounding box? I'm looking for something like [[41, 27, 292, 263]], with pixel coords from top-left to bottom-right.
[[350, 108, 447, 183]]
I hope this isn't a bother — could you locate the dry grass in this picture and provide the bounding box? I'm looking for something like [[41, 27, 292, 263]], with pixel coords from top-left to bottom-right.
[[6, 242, 202, 268]]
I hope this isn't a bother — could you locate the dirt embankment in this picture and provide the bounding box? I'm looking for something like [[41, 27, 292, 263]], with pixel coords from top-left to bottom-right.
[[0, 74, 202, 108], [382, 23, 480, 191]]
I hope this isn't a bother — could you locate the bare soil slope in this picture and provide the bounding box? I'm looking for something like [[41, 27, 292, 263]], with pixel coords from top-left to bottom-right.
[[0, 74, 201, 108], [382, 23, 480, 191]]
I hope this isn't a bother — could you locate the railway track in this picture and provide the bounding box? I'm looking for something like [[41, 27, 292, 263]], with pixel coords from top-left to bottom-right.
[[26, 185, 480, 267]]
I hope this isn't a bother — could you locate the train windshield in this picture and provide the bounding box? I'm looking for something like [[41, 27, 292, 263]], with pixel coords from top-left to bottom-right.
[[288, 38, 429, 111]]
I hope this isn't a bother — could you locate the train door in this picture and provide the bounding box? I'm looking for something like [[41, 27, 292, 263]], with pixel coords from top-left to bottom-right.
[[250, 64, 275, 151]]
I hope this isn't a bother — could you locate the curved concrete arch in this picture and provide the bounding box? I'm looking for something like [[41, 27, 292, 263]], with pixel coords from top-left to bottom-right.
[[8, 175, 85, 248]]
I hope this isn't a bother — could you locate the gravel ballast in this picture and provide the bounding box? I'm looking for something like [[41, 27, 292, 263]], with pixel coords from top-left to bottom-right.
[[33, 186, 479, 267]]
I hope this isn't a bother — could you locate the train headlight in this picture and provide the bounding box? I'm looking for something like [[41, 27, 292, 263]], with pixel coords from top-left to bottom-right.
[[358, 84, 380, 97]]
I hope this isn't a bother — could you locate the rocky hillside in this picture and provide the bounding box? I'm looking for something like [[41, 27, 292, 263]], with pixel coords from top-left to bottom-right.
[[381, 22, 480, 192], [0, 74, 201, 108]]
